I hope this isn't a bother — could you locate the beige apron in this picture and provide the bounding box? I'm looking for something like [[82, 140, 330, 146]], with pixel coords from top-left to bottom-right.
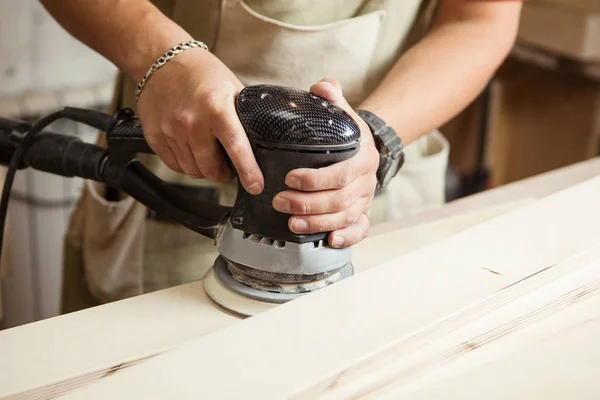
[[61, 0, 449, 313]]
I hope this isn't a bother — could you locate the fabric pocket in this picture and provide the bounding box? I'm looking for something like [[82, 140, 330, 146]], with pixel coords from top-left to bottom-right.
[[78, 180, 146, 303], [213, 0, 387, 106]]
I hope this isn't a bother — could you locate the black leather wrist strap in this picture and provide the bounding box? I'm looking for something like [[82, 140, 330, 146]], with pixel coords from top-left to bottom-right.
[[356, 109, 405, 190]]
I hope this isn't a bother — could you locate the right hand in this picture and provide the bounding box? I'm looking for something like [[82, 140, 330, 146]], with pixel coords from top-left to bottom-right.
[[135, 47, 264, 195]]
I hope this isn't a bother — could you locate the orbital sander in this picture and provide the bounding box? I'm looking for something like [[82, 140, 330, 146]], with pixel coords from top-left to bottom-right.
[[203, 84, 361, 317], [0, 83, 368, 318]]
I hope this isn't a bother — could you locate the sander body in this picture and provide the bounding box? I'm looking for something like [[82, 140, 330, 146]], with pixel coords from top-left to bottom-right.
[[209, 85, 360, 315]]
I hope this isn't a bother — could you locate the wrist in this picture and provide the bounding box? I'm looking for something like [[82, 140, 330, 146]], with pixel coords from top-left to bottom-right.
[[355, 109, 405, 190], [125, 10, 195, 82]]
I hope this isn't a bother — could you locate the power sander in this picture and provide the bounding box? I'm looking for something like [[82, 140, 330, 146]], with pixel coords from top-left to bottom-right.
[[0, 83, 361, 318], [203, 84, 361, 317]]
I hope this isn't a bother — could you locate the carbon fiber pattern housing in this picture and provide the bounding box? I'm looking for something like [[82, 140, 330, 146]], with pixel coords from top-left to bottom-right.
[[236, 84, 360, 147], [106, 108, 153, 154]]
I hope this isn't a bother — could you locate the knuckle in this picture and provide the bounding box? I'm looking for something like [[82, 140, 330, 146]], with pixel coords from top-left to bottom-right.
[[200, 167, 218, 180], [315, 218, 331, 232], [226, 139, 244, 158], [301, 201, 312, 215], [173, 110, 199, 133], [332, 193, 351, 211], [158, 121, 175, 140], [345, 209, 358, 226], [203, 90, 224, 113], [308, 174, 322, 190], [178, 160, 197, 174], [192, 144, 218, 163], [338, 165, 354, 187]]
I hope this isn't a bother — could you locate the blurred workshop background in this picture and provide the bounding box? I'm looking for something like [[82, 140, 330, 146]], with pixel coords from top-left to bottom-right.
[[0, 0, 598, 330]]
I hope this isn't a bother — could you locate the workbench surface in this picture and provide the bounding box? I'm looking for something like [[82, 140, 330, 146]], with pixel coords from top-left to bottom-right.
[[1, 157, 599, 400]]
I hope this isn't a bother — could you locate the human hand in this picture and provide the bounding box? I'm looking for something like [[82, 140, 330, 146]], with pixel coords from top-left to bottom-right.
[[272, 79, 380, 248], [135, 47, 264, 194]]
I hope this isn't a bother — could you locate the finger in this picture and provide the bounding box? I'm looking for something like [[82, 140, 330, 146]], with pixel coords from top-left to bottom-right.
[[284, 151, 374, 191], [310, 78, 351, 115], [309, 78, 374, 149], [310, 79, 343, 102], [273, 179, 368, 215], [145, 134, 185, 174], [328, 213, 370, 249], [168, 136, 204, 178], [210, 95, 264, 195], [188, 135, 233, 183], [288, 197, 368, 235]]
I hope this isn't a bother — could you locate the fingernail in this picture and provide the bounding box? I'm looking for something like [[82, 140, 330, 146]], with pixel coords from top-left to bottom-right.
[[291, 218, 308, 232], [331, 236, 345, 247], [286, 177, 301, 189], [247, 182, 263, 195], [273, 196, 291, 213]]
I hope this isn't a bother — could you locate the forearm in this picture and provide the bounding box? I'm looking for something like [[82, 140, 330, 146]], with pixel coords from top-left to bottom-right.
[[358, 2, 522, 145], [39, 0, 192, 81]]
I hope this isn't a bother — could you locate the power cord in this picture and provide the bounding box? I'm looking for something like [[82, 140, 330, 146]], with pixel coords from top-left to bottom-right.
[[0, 107, 114, 262]]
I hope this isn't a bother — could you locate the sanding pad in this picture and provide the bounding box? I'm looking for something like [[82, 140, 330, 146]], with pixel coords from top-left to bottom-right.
[[203, 256, 354, 318], [203, 267, 278, 318]]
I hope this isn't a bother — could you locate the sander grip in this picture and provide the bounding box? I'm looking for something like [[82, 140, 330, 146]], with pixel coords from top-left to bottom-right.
[[229, 142, 359, 244], [106, 108, 154, 155], [230, 84, 362, 245]]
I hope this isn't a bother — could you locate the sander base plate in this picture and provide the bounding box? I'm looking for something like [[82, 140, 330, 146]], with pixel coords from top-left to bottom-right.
[[203, 255, 354, 318]]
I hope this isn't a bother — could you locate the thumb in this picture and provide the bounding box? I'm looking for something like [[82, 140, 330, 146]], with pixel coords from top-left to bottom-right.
[[213, 100, 265, 195], [309, 79, 372, 145], [309, 78, 354, 116]]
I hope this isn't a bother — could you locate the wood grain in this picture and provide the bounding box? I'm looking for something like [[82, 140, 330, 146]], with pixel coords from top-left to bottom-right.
[[0, 195, 528, 399], [56, 174, 600, 399], [400, 281, 600, 399], [3, 159, 599, 399]]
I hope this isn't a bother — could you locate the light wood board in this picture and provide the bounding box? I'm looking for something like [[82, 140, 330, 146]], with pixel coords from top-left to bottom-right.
[[56, 174, 600, 398], [0, 198, 529, 400], [371, 157, 600, 236], [2, 158, 598, 399], [400, 263, 600, 399]]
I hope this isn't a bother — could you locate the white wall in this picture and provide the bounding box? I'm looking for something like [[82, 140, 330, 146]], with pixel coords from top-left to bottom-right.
[[0, 1, 118, 328], [0, 1, 117, 101]]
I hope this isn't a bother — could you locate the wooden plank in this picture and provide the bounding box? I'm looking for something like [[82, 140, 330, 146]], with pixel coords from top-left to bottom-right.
[[300, 245, 600, 399], [517, 2, 600, 61], [400, 280, 600, 399], [373, 156, 600, 237], [0, 198, 529, 400], [2, 158, 598, 399], [55, 173, 600, 399], [0, 283, 238, 400]]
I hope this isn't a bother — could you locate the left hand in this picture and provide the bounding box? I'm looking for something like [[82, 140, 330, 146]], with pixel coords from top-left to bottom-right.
[[272, 78, 380, 248]]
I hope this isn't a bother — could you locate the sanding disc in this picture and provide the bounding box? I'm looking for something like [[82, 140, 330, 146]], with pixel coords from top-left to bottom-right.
[[203, 267, 279, 318], [204, 256, 354, 318]]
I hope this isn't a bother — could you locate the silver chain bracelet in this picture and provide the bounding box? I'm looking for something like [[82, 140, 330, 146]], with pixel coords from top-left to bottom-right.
[[135, 39, 209, 103]]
